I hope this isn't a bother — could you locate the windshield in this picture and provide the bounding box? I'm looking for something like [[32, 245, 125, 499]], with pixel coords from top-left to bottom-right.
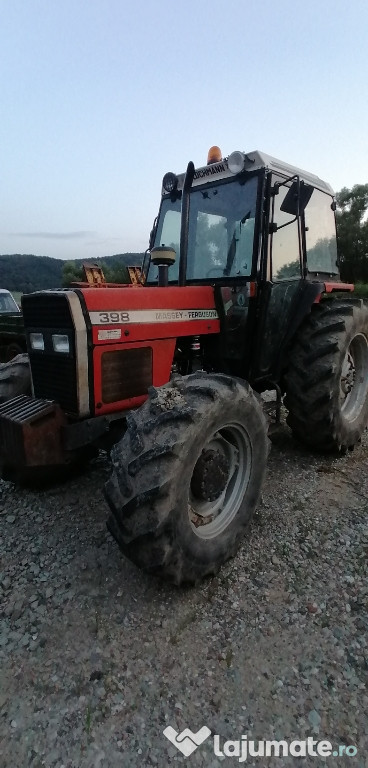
[[148, 176, 259, 283], [0, 292, 20, 313]]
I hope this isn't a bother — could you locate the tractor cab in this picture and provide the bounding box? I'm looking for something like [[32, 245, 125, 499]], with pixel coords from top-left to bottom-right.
[[146, 146, 339, 289], [145, 147, 347, 387]]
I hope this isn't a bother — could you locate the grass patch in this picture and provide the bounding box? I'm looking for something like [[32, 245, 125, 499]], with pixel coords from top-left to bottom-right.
[[353, 283, 368, 298], [85, 705, 92, 734], [225, 647, 233, 668], [169, 609, 197, 644]]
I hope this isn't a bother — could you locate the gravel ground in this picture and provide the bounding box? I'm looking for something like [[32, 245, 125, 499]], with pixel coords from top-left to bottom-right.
[[0, 422, 367, 768]]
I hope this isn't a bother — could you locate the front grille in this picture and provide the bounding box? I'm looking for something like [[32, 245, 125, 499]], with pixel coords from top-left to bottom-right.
[[102, 347, 152, 403], [23, 292, 74, 328], [23, 293, 79, 415], [30, 354, 78, 414]]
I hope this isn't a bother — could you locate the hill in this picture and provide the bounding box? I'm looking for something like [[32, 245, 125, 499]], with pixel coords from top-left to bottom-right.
[[0, 253, 143, 293]]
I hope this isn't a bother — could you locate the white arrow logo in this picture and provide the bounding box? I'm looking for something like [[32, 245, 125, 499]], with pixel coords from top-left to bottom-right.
[[163, 725, 211, 757]]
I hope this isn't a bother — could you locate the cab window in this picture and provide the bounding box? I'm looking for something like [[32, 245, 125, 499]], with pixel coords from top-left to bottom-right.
[[304, 189, 338, 274], [270, 181, 301, 281]]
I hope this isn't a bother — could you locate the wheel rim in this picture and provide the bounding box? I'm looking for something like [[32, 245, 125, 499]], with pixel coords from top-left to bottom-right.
[[340, 332, 368, 421], [188, 423, 252, 540]]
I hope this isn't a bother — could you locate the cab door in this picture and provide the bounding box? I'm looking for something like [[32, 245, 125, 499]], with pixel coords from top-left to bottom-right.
[[251, 175, 306, 384]]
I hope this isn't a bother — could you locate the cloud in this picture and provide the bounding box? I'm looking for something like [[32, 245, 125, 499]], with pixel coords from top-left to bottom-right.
[[10, 231, 97, 240], [85, 236, 122, 247]]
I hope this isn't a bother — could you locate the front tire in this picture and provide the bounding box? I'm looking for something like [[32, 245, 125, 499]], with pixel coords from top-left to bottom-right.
[[285, 298, 368, 452], [105, 373, 268, 584]]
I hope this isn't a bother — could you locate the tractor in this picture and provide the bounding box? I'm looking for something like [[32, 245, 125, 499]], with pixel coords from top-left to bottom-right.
[[0, 146, 367, 584]]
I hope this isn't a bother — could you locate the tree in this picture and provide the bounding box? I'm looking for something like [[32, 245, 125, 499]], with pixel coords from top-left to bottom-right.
[[104, 263, 130, 284], [336, 184, 368, 283], [62, 261, 84, 286], [275, 259, 300, 280]]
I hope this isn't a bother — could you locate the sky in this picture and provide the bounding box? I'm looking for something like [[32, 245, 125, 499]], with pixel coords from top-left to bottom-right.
[[1, 0, 368, 261]]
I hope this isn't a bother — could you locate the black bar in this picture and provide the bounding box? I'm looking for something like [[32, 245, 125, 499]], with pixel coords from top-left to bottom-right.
[[158, 264, 168, 287], [178, 161, 195, 286]]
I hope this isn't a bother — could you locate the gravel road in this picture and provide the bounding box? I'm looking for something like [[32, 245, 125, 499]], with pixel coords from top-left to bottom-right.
[[1, 422, 367, 768]]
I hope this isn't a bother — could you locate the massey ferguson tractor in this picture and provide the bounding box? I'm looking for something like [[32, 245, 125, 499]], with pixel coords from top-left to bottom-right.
[[0, 146, 367, 584]]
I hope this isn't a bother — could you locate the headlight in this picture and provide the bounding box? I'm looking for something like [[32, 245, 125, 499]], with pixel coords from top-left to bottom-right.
[[228, 151, 245, 174], [162, 172, 178, 193], [52, 334, 70, 353], [30, 332, 44, 351]]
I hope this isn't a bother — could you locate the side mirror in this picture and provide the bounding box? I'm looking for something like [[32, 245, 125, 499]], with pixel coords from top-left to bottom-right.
[[280, 180, 313, 216]]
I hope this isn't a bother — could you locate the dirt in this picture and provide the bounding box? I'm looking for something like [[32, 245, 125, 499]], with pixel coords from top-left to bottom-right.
[[0, 423, 367, 767]]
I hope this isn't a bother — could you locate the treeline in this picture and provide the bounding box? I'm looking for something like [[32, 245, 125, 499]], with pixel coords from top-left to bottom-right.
[[0, 254, 63, 292], [336, 184, 368, 283], [0, 253, 143, 293]]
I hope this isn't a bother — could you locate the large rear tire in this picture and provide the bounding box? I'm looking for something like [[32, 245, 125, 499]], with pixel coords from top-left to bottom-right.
[[0, 354, 31, 403], [104, 373, 269, 584], [285, 298, 368, 452]]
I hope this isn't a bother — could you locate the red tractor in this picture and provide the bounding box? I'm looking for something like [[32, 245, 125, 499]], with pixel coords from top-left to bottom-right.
[[1, 146, 367, 583]]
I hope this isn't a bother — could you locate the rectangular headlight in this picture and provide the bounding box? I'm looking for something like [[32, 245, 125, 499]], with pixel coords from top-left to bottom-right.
[[30, 332, 44, 351], [52, 334, 70, 353]]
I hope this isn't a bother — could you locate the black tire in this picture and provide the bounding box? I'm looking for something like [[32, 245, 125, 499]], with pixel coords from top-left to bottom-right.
[[285, 298, 368, 452], [0, 353, 31, 403], [104, 372, 269, 584]]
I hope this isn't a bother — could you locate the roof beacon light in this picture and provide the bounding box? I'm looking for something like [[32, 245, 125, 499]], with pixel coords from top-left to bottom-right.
[[207, 146, 222, 165], [228, 151, 245, 174]]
